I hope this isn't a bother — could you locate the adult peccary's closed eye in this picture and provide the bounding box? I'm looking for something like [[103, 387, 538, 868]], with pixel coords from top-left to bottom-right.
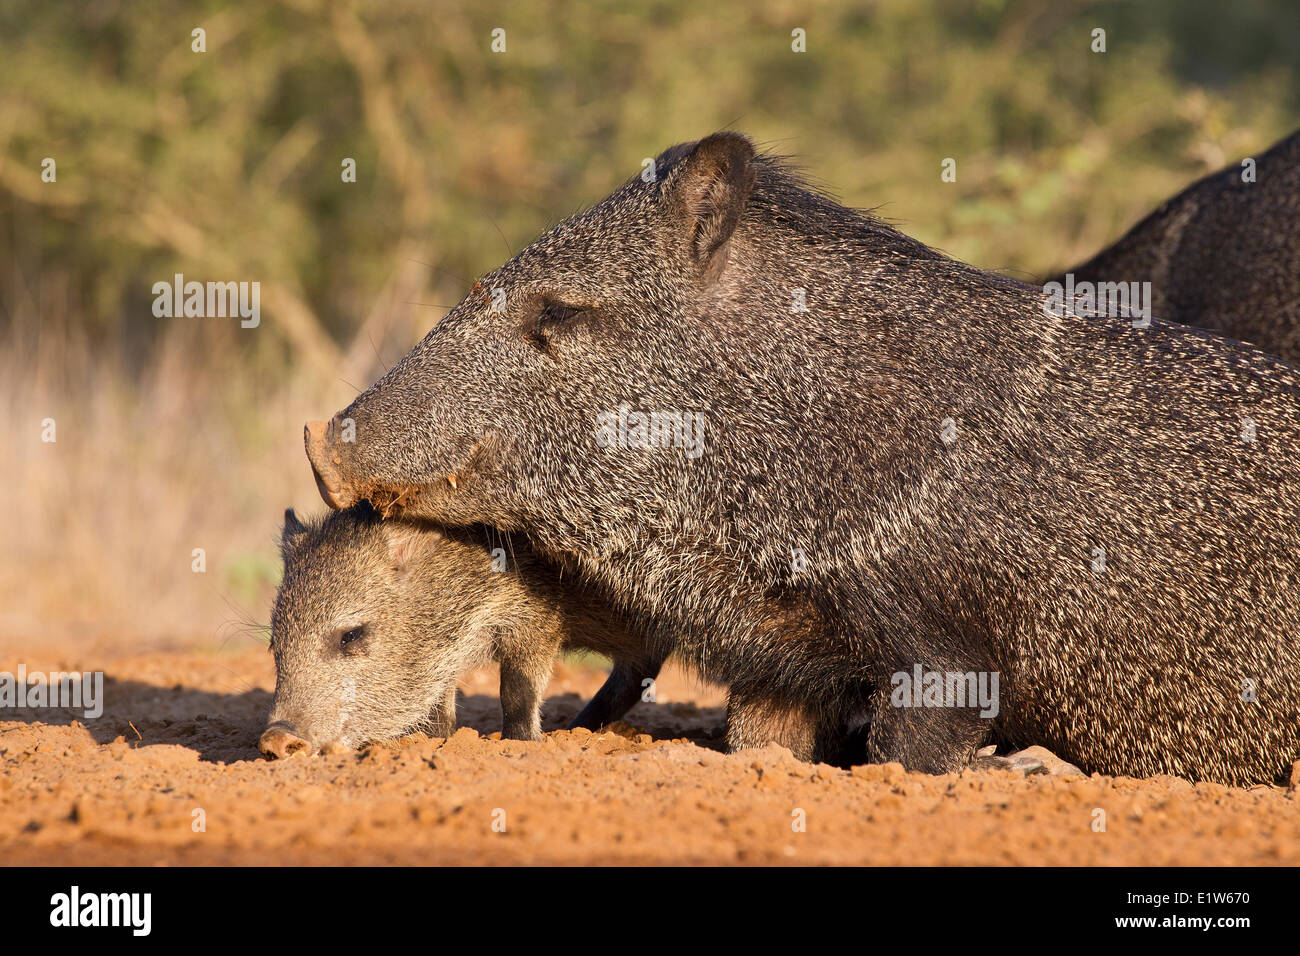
[[1053, 128, 1300, 362], [259, 504, 663, 758], [306, 131, 1300, 784]]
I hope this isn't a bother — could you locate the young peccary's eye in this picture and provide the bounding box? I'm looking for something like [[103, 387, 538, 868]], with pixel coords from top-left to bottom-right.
[[339, 626, 366, 648]]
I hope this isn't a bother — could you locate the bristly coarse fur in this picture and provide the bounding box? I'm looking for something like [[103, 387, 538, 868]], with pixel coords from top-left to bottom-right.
[[269, 505, 655, 749], [1057, 129, 1300, 362], [308, 132, 1300, 785]]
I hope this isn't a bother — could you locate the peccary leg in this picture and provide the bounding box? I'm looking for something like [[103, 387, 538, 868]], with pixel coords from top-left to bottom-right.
[[863, 695, 994, 773], [499, 653, 553, 741], [427, 685, 458, 738], [724, 691, 821, 762], [567, 653, 667, 731]]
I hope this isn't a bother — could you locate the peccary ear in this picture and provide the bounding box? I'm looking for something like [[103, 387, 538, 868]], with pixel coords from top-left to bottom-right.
[[666, 132, 757, 273], [384, 520, 433, 572], [281, 508, 308, 553]]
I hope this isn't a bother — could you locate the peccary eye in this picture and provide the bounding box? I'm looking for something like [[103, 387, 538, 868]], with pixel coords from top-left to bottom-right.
[[527, 299, 586, 352], [540, 300, 582, 325], [339, 626, 367, 648]]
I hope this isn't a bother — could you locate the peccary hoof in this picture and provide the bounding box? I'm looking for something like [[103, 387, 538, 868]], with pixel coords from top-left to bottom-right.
[[967, 745, 1085, 777]]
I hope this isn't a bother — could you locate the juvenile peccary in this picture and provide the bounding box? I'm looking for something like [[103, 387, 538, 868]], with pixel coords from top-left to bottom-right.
[[305, 132, 1300, 785], [258, 504, 661, 758], [1054, 128, 1300, 362]]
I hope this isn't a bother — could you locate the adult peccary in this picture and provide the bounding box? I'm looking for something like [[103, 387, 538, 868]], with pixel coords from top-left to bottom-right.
[[259, 504, 661, 758], [1055, 128, 1300, 362], [304, 132, 1300, 785]]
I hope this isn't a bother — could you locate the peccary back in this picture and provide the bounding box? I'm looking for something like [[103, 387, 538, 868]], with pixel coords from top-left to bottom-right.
[[1058, 129, 1300, 361]]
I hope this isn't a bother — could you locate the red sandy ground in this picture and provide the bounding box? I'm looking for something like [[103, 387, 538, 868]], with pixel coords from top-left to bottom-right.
[[1, 639, 1297, 865]]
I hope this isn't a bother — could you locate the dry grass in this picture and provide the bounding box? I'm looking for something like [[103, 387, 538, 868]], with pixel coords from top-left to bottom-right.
[[0, 311, 364, 649]]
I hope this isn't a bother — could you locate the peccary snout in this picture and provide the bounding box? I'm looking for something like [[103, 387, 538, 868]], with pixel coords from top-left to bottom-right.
[[304, 417, 354, 509], [259, 722, 314, 759]]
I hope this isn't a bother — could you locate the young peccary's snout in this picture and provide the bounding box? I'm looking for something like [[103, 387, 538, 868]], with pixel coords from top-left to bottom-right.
[[263, 504, 663, 757], [258, 722, 313, 759]]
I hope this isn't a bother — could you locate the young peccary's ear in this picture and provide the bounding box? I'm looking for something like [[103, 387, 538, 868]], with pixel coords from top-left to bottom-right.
[[384, 520, 436, 572], [667, 132, 757, 271], [281, 508, 308, 554]]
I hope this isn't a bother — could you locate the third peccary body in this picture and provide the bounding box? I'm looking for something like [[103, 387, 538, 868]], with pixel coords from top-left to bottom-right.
[[306, 132, 1300, 785], [1056, 128, 1300, 362], [259, 504, 659, 758]]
